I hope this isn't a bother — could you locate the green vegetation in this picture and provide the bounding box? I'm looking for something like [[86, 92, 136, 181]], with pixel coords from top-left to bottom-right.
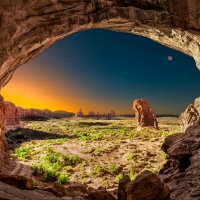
[[11, 117, 180, 187], [15, 146, 32, 161], [116, 173, 123, 182], [109, 163, 117, 174]]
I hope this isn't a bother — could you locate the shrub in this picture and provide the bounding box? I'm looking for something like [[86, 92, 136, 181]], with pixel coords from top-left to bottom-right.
[[129, 168, 135, 180], [43, 169, 58, 181], [15, 146, 32, 161], [44, 152, 61, 163], [45, 147, 54, 153], [116, 173, 123, 182], [32, 165, 45, 175], [57, 173, 70, 184], [127, 153, 138, 160], [109, 163, 117, 174]]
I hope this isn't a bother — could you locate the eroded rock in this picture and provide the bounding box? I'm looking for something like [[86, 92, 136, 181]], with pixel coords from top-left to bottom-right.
[[159, 120, 200, 200], [126, 170, 170, 200], [194, 97, 200, 113], [0, 181, 60, 200], [133, 98, 158, 130], [5, 101, 19, 126], [179, 104, 199, 132], [0, 96, 9, 171]]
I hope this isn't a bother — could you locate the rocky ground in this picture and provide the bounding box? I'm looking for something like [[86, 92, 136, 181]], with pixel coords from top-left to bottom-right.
[[5, 117, 180, 191]]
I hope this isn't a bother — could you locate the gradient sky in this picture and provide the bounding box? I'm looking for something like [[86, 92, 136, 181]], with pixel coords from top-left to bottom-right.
[[2, 29, 200, 115]]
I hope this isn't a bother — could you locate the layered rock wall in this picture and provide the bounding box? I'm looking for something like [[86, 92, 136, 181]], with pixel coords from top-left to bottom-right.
[[0, 96, 8, 172], [159, 120, 200, 200]]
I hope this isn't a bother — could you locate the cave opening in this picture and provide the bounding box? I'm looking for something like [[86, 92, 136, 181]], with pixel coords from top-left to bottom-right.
[[2, 29, 200, 116]]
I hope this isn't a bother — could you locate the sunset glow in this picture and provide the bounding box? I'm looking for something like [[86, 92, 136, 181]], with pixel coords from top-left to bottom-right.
[[2, 29, 200, 115]]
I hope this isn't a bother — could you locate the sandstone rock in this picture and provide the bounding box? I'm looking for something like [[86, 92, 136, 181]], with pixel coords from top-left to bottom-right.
[[125, 170, 170, 200], [86, 190, 116, 200], [0, 174, 34, 190], [5, 101, 19, 126], [179, 104, 199, 132], [76, 109, 84, 117], [0, 96, 9, 172], [17, 107, 25, 119], [159, 120, 200, 200], [194, 97, 200, 113], [133, 98, 158, 130], [66, 183, 87, 193], [108, 110, 116, 117], [118, 175, 131, 200], [0, 181, 60, 200], [52, 182, 69, 197]]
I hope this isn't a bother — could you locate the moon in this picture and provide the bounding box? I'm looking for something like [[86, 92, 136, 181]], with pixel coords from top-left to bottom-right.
[[168, 56, 172, 61]]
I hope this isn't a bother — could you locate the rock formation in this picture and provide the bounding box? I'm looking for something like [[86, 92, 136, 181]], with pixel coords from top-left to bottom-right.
[[179, 104, 199, 132], [194, 97, 200, 113], [117, 170, 170, 200], [108, 110, 116, 117], [5, 102, 19, 126], [17, 107, 53, 119], [0, 96, 9, 172], [76, 109, 84, 117], [159, 119, 200, 200], [133, 98, 158, 130]]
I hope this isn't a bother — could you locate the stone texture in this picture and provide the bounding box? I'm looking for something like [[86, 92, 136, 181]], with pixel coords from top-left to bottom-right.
[[0, 174, 34, 190], [179, 104, 199, 132], [194, 97, 200, 113], [86, 189, 116, 200], [118, 175, 131, 200], [0, 181, 61, 200], [0, 0, 200, 89], [0, 96, 9, 172], [159, 120, 200, 200], [133, 98, 158, 130], [125, 170, 170, 200], [17, 107, 25, 119], [5, 101, 19, 126]]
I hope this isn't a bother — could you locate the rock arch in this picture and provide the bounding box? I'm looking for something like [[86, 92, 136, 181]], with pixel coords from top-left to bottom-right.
[[0, 0, 200, 89]]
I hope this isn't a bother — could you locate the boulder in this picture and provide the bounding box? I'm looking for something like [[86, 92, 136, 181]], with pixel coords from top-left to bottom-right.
[[132, 98, 158, 130], [125, 170, 170, 200], [179, 104, 199, 132], [5, 101, 19, 126], [118, 175, 131, 200], [0, 181, 60, 200], [159, 119, 200, 200], [86, 190, 116, 200]]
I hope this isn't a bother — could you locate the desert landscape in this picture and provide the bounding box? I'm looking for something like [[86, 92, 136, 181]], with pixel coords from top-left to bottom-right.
[[7, 117, 179, 189]]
